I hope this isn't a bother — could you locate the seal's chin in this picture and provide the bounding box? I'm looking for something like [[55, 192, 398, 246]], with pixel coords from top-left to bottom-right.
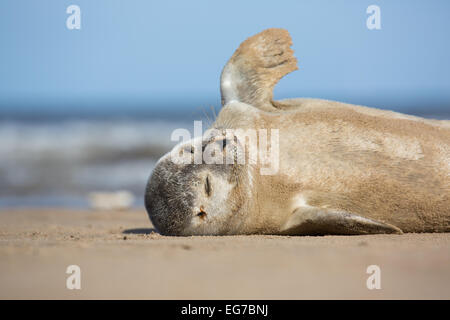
[[182, 214, 230, 236]]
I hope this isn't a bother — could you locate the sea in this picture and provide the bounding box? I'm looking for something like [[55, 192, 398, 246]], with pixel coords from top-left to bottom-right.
[[0, 108, 217, 209], [0, 106, 448, 209]]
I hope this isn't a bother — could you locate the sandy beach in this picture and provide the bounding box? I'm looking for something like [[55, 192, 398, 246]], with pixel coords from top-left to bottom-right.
[[0, 208, 449, 299]]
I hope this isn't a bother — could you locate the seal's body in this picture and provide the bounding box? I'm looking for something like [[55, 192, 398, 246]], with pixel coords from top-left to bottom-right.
[[212, 98, 449, 235], [145, 29, 450, 236]]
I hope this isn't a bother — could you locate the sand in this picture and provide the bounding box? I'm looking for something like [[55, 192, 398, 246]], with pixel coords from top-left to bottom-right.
[[0, 208, 449, 299]]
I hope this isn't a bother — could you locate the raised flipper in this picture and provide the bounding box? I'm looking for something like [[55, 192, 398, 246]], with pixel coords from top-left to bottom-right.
[[281, 206, 403, 235], [220, 28, 298, 112]]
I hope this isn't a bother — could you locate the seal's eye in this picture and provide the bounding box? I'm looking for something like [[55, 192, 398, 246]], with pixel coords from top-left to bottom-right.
[[222, 139, 228, 150], [205, 176, 211, 197]]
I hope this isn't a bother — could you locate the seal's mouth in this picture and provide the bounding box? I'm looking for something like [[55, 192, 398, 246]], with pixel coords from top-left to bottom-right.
[[197, 206, 207, 220]]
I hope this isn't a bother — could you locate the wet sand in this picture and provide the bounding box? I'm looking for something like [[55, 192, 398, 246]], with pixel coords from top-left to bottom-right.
[[0, 209, 449, 299]]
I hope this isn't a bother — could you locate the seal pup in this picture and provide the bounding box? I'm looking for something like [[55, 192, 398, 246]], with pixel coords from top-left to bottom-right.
[[145, 28, 450, 236]]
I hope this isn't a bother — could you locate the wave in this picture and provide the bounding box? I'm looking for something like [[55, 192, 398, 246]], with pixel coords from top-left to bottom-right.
[[0, 118, 201, 206]]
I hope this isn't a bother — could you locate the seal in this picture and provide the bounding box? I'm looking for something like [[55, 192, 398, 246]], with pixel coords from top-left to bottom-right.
[[145, 28, 450, 236]]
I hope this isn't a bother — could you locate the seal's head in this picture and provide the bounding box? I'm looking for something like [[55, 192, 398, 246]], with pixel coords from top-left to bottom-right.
[[145, 135, 249, 236], [145, 27, 297, 236]]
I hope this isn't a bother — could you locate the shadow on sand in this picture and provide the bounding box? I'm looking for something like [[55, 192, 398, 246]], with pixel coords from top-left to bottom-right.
[[122, 228, 158, 235]]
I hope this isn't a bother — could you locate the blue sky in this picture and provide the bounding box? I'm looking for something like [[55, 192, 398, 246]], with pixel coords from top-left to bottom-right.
[[0, 0, 449, 115]]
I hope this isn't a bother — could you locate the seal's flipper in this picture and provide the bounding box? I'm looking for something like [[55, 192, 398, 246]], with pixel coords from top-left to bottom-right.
[[220, 28, 298, 112], [281, 207, 403, 235]]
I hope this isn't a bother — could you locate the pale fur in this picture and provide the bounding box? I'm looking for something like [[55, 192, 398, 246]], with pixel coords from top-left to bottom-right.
[[145, 28, 449, 235], [221, 28, 298, 111], [213, 99, 450, 233]]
